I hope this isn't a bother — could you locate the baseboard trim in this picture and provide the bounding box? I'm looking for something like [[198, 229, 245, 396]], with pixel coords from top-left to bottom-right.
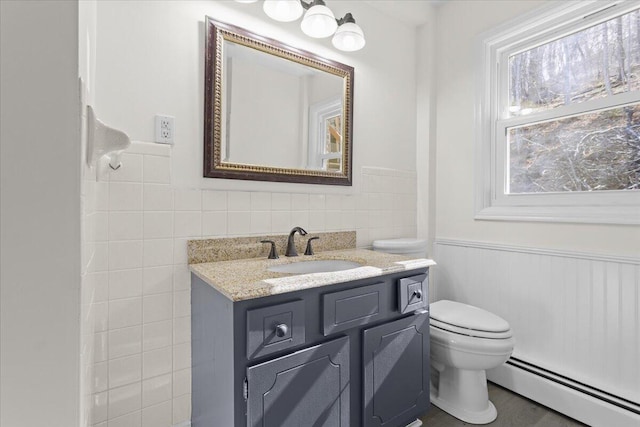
[[488, 363, 640, 427]]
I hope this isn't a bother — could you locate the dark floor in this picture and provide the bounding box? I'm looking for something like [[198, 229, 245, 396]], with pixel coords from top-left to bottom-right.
[[420, 382, 588, 427]]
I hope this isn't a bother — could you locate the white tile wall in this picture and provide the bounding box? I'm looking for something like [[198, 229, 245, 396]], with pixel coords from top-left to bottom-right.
[[143, 185, 173, 211], [92, 392, 108, 425], [109, 270, 143, 300], [142, 374, 172, 407], [108, 382, 141, 419], [201, 190, 226, 211], [109, 241, 143, 270], [143, 321, 172, 351], [144, 266, 173, 295], [143, 155, 171, 184], [109, 354, 142, 388], [109, 410, 141, 427], [89, 142, 417, 427], [81, 112, 99, 427], [142, 401, 172, 427], [108, 326, 142, 359]]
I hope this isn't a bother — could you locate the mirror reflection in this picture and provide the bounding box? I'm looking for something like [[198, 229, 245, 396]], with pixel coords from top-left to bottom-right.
[[204, 17, 354, 185], [221, 40, 345, 172]]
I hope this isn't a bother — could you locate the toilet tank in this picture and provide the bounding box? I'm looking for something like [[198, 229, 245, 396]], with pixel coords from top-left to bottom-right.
[[372, 238, 428, 259]]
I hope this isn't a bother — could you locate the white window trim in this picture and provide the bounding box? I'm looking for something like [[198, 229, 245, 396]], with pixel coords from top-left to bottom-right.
[[307, 97, 342, 170], [474, 0, 640, 225]]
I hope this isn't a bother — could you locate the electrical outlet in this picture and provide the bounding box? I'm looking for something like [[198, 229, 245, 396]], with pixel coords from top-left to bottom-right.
[[155, 115, 175, 144]]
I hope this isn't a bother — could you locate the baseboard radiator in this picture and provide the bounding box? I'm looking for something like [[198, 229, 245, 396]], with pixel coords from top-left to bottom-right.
[[489, 357, 639, 427]]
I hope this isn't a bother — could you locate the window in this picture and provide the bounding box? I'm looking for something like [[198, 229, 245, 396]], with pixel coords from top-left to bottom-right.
[[308, 97, 343, 172], [476, 1, 640, 224]]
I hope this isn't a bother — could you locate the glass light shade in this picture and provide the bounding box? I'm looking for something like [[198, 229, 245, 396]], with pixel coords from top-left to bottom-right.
[[332, 22, 365, 51], [301, 4, 338, 38], [263, 0, 304, 22]]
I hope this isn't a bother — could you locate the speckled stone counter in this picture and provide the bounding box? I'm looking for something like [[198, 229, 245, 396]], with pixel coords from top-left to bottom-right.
[[188, 231, 356, 264], [190, 248, 436, 301]]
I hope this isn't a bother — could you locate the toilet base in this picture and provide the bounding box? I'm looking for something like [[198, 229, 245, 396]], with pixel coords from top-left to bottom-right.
[[431, 394, 497, 424], [430, 367, 498, 424]]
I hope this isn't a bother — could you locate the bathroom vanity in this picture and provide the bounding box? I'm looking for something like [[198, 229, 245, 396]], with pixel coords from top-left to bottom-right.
[[190, 247, 434, 427]]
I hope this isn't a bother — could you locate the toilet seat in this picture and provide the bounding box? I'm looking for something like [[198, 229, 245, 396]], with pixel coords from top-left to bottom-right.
[[430, 300, 513, 339], [431, 318, 513, 339]]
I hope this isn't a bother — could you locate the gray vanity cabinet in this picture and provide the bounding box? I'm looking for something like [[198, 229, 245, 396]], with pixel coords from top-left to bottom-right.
[[191, 267, 430, 427], [363, 313, 430, 427]]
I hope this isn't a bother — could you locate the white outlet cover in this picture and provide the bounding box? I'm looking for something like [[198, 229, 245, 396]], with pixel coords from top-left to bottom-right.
[[155, 115, 175, 144]]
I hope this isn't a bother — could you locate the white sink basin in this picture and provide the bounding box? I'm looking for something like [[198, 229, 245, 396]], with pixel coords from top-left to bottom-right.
[[268, 260, 362, 274]]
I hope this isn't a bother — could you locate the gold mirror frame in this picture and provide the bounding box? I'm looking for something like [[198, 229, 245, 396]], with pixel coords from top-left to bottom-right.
[[204, 17, 354, 185]]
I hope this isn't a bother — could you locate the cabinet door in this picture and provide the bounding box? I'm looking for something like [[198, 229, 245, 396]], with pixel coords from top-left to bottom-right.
[[247, 336, 350, 427], [363, 313, 430, 427]]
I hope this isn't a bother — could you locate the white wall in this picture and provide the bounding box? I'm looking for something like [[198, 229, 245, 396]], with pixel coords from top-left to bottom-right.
[[416, 7, 438, 249], [0, 1, 81, 426], [94, 0, 419, 193], [434, 0, 640, 257]]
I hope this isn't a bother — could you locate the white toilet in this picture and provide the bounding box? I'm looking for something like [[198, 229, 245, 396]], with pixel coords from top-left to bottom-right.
[[372, 238, 515, 425], [429, 300, 515, 424]]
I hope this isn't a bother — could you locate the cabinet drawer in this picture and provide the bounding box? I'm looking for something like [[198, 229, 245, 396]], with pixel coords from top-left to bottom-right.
[[398, 273, 428, 314], [246, 300, 305, 360], [323, 282, 387, 335]]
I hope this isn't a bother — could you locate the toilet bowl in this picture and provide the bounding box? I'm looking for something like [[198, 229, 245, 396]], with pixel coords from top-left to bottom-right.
[[429, 300, 515, 424]]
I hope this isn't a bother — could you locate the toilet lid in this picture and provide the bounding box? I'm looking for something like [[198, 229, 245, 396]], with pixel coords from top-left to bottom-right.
[[430, 300, 512, 338]]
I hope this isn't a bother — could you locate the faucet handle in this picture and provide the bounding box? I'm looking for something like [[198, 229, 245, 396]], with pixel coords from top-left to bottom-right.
[[304, 236, 320, 256], [260, 240, 279, 259]]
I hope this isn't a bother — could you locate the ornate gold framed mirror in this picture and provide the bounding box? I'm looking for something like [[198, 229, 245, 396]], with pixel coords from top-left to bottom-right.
[[204, 17, 354, 185]]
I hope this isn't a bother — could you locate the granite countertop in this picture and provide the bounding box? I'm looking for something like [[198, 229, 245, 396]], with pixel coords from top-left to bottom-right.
[[190, 248, 436, 302]]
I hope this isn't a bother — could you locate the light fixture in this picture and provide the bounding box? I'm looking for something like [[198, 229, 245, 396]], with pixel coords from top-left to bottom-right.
[[234, 0, 365, 51], [263, 0, 303, 22], [332, 13, 365, 52], [300, 0, 337, 38]]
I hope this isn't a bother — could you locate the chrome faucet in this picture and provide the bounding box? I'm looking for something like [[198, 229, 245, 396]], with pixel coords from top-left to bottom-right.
[[285, 226, 308, 257]]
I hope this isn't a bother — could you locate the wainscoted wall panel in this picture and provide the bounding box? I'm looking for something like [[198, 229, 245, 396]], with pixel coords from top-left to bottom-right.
[[432, 240, 639, 405], [89, 141, 417, 427]]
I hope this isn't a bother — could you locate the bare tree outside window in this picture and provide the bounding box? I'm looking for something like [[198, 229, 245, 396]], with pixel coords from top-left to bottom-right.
[[507, 9, 640, 194]]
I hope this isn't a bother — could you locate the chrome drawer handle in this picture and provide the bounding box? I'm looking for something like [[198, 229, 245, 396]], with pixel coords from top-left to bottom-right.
[[413, 290, 422, 300], [275, 323, 289, 338]]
